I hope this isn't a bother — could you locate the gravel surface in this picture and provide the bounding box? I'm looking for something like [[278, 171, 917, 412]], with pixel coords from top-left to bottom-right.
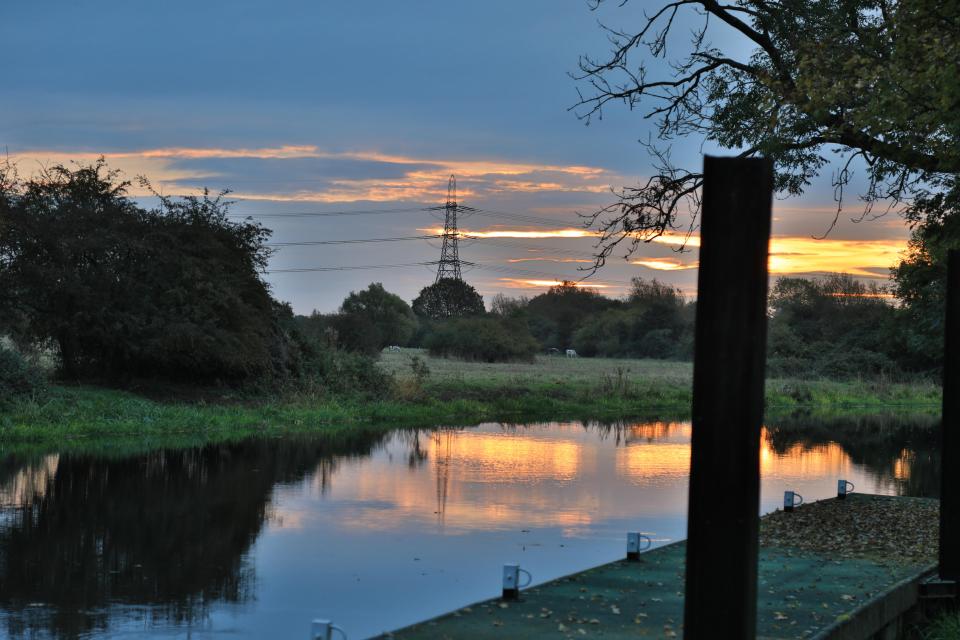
[[759, 494, 940, 564]]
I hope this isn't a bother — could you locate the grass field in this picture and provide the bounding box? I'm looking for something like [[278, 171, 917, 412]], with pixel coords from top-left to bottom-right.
[[379, 348, 939, 407], [378, 348, 693, 386], [0, 348, 941, 451]]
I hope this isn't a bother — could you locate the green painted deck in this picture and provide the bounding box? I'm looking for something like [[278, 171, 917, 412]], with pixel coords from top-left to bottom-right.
[[385, 495, 937, 639]]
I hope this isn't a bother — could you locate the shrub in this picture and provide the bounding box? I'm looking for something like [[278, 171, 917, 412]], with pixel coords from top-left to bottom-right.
[[425, 317, 539, 363], [0, 345, 47, 405], [291, 330, 390, 395]]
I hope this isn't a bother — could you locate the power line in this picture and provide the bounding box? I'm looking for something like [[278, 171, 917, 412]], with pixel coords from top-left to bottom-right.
[[227, 206, 425, 219], [265, 233, 598, 254], [225, 205, 584, 229], [267, 234, 441, 247], [268, 261, 439, 274], [461, 261, 629, 287], [267, 258, 627, 287]]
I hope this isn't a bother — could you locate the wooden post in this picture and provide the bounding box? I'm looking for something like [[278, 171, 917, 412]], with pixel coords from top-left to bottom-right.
[[941, 249, 959, 581], [683, 156, 773, 639]]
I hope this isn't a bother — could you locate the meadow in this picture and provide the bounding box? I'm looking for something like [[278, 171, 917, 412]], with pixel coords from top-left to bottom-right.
[[0, 348, 941, 454]]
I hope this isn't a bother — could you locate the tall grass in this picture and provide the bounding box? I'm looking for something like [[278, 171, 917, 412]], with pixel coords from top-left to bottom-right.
[[0, 348, 940, 451]]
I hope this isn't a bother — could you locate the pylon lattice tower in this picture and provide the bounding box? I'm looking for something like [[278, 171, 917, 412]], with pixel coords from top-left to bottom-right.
[[435, 174, 463, 282]]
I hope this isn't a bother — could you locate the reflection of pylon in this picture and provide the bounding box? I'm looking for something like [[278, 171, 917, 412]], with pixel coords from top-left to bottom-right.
[[433, 431, 454, 525], [435, 175, 462, 282]]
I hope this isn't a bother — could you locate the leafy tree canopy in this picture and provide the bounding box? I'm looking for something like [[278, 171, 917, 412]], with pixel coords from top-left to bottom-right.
[[574, 0, 959, 264], [412, 278, 485, 320], [767, 273, 900, 377], [0, 160, 300, 383], [891, 198, 960, 367], [525, 281, 616, 349], [324, 283, 417, 354]]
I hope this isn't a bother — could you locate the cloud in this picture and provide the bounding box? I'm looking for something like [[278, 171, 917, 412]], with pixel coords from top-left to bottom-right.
[[631, 257, 699, 271], [496, 278, 613, 289], [442, 227, 598, 239], [7, 145, 622, 203], [427, 224, 906, 279], [506, 257, 593, 264], [767, 237, 905, 278]]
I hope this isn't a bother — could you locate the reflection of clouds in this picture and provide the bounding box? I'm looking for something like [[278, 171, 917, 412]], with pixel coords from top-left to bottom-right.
[[264, 420, 924, 537], [425, 431, 582, 483], [759, 431, 854, 478], [893, 449, 914, 481], [616, 443, 691, 483], [0, 455, 59, 507]]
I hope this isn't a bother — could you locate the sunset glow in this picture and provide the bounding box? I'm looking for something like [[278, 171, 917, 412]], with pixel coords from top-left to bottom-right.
[[506, 257, 593, 264], [631, 258, 699, 271], [497, 278, 612, 289], [767, 237, 905, 277], [434, 226, 907, 280], [9, 146, 619, 203]]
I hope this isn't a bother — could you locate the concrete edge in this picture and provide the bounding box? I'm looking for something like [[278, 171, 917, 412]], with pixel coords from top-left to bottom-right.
[[811, 562, 938, 640]]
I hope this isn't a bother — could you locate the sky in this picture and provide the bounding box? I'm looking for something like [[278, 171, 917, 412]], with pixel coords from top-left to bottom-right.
[[1, 1, 911, 313]]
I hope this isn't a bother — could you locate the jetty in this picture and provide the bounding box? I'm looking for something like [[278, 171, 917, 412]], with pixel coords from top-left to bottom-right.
[[388, 494, 940, 639]]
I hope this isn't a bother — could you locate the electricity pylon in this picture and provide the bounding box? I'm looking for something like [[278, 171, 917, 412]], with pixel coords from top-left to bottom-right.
[[435, 174, 463, 282]]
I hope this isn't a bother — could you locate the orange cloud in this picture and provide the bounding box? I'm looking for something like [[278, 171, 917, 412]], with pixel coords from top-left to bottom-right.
[[496, 278, 612, 289], [425, 224, 905, 278], [767, 237, 904, 277], [506, 257, 593, 264], [631, 257, 699, 271], [8, 146, 618, 202], [433, 228, 598, 239]]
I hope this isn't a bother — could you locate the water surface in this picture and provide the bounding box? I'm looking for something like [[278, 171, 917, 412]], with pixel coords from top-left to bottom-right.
[[0, 414, 939, 639]]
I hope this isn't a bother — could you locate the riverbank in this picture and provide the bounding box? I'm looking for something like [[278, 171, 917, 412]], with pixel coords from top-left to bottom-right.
[[0, 351, 940, 451]]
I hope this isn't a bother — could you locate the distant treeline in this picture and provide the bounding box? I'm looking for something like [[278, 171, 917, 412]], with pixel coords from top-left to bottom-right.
[[308, 269, 944, 380]]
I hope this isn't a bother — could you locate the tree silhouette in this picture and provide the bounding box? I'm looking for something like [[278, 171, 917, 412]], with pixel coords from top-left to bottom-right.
[[412, 279, 485, 319], [573, 0, 958, 265]]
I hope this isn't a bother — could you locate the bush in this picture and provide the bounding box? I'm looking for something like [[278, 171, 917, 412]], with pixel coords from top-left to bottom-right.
[[425, 317, 539, 363], [0, 345, 47, 404], [287, 327, 390, 395]]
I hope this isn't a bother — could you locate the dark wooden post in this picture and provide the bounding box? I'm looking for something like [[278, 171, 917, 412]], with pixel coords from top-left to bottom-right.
[[941, 249, 959, 581], [683, 156, 773, 639]]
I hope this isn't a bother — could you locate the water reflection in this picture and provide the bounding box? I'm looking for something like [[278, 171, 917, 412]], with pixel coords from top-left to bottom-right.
[[0, 414, 940, 639]]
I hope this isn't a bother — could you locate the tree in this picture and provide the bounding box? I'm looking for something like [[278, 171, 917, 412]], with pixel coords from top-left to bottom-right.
[[424, 316, 540, 363], [573, 0, 959, 265], [891, 198, 960, 368], [571, 277, 692, 358], [332, 283, 417, 354], [0, 160, 298, 383], [766, 274, 898, 377], [489, 293, 530, 318], [411, 278, 485, 320], [525, 281, 616, 349]]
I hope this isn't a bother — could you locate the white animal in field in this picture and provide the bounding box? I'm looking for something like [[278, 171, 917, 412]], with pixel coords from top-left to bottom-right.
[[386, 345, 402, 353], [565, 349, 578, 358]]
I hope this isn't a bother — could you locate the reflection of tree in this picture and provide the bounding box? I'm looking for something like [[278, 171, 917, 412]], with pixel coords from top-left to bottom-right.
[[494, 419, 687, 446], [0, 430, 390, 639], [764, 412, 941, 497]]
